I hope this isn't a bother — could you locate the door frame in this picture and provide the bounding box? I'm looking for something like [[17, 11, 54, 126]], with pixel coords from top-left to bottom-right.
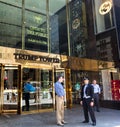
[[0, 64, 21, 114], [0, 64, 68, 114], [21, 66, 55, 114], [0, 64, 4, 114]]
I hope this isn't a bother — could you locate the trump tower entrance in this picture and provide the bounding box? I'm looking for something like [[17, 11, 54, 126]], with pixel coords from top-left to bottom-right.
[[0, 47, 68, 114], [0, 64, 67, 114]]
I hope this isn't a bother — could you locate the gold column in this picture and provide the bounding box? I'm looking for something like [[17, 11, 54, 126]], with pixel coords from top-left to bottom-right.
[[65, 0, 73, 108], [0, 64, 4, 114], [52, 67, 55, 111], [17, 65, 22, 114], [65, 68, 72, 108]]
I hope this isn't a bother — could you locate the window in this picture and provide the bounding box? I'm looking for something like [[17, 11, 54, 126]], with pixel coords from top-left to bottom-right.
[[49, 0, 67, 54], [25, 0, 47, 52], [93, 0, 115, 34], [0, 2, 22, 48], [69, 0, 87, 57]]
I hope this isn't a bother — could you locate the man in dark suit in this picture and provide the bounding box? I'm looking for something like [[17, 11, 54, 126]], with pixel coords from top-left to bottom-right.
[[80, 78, 96, 126]]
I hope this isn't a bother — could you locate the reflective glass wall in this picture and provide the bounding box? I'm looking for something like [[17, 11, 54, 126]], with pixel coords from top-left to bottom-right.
[[22, 68, 53, 111], [0, 0, 68, 54], [0, 0, 22, 48], [114, 0, 120, 64], [69, 0, 88, 57], [0, 0, 88, 57], [3, 66, 18, 111], [71, 70, 100, 104], [49, 0, 67, 54], [92, 0, 115, 34], [24, 0, 47, 52]]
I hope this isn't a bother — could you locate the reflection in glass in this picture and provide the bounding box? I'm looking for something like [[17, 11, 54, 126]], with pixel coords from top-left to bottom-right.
[[22, 68, 53, 112], [49, 0, 68, 54], [0, 0, 22, 6], [0, 3, 22, 48], [25, 0, 46, 14], [25, 11, 47, 52], [3, 68, 18, 110], [93, 0, 115, 33], [24, 0, 47, 52], [69, 0, 87, 57]]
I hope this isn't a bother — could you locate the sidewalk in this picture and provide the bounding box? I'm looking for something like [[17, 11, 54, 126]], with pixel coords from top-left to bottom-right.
[[0, 105, 120, 127]]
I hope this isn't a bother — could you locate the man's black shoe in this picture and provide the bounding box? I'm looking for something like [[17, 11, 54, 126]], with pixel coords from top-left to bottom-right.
[[62, 121, 68, 124], [82, 120, 89, 123], [92, 122, 96, 126], [97, 110, 100, 112], [57, 123, 64, 126]]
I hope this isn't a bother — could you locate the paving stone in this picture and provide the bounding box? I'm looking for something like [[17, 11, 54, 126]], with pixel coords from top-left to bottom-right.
[[0, 106, 120, 127]]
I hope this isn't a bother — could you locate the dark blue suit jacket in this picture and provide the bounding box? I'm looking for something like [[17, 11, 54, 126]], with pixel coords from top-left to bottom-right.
[[81, 84, 94, 102]]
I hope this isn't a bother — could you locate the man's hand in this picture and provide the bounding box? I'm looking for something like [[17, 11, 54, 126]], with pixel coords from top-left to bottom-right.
[[80, 101, 83, 105], [90, 102, 94, 107], [61, 96, 64, 99]]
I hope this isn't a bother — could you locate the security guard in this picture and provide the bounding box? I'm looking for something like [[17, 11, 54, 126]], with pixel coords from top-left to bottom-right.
[[80, 77, 96, 126]]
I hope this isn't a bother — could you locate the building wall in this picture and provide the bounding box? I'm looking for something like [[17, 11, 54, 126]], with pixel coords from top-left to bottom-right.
[[114, 0, 120, 67], [0, 0, 120, 109]]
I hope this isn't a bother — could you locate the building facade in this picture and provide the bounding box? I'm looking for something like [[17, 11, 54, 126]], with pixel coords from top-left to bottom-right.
[[0, 0, 120, 114], [85, 0, 120, 108]]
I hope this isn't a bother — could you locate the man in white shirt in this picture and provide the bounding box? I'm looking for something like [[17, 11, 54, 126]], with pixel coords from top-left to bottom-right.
[[92, 80, 101, 112]]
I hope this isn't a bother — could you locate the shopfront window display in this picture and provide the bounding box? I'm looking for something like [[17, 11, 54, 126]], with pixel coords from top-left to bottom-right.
[[23, 78, 36, 111], [22, 68, 53, 111], [93, 0, 115, 33], [3, 68, 18, 110]]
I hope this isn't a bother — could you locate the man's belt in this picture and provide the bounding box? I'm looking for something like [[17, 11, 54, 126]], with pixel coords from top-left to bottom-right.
[[84, 96, 91, 99], [94, 92, 99, 94]]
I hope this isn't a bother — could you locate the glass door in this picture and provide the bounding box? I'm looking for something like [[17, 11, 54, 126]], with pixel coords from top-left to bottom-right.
[[0, 65, 19, 113], [22, 68, 54, 112], [38, 69, 53, 109]]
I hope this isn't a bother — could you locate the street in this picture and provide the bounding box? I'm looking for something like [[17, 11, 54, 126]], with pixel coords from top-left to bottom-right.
[[0, 105, 120, 127]]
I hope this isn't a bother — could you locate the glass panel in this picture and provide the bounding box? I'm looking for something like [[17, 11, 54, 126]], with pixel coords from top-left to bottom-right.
[[69, 0, 87, 57], [3, 67, 18, 110], [71, 70, 88, 104], [39, 70, 53, 109], [0, 2, 22, 48], [93, 0, 115, 33], [25, 0, 46, 13], [22, 68, 53, 112], [71, 70, 100, 104], [114, 0, 120, 53], [25, 11, 47, 52], [49, 0, 68, 54], [25, 0, 48, 52], [0, 0, 22, 6], [22, 68, 38, 111]]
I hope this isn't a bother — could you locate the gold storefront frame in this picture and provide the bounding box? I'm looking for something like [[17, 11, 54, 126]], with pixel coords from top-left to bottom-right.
[[20, 65, 55, 115], [0, 64, 20, 114], [0, 64, 56, 115]]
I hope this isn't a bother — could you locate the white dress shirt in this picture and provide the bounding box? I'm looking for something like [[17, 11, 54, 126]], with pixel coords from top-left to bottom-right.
[[92, 84, 101, 94]]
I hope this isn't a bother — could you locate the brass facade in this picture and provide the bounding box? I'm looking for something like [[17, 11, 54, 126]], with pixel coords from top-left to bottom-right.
[[0, 45, 115, 114]]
